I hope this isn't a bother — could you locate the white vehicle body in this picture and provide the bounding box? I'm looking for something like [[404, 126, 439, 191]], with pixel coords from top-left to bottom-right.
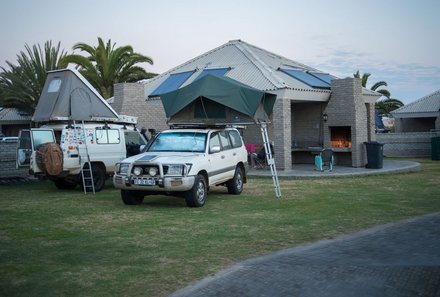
[[113, 127, 248, 207], [17, 121, 147, 191]]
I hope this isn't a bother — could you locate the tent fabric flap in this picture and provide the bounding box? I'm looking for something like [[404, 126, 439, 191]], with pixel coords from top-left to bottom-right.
[[159, 74, 276, 125], [32, 69, 119, 122]]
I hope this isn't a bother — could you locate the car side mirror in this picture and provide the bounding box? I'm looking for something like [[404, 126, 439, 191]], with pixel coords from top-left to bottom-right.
[[210, 145, 221, 153]]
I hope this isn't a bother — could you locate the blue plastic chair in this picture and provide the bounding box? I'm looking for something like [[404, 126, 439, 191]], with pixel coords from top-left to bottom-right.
[[315, 148, 334, 172]]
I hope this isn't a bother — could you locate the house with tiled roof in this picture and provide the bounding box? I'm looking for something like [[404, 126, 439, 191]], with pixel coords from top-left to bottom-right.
[[112, 40, 381, 169], [0, 107, 32, 137], [391, 89, 440, 132]]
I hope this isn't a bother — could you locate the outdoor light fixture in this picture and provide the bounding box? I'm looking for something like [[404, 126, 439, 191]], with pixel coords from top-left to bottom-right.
[[323, 113, 328, 122]]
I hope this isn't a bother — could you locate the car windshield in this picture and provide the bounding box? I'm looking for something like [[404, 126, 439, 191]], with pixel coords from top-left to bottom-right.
[[148, 132, 207, 153]]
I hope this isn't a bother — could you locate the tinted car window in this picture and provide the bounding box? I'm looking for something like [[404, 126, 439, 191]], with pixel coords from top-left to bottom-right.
[[219, 131, 232, 150], [209, 132, 221, 152], [228, 130, 243, 148]]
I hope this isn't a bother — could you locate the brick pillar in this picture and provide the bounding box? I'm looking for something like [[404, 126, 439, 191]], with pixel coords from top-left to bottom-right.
[[272, 97, 291, 170]]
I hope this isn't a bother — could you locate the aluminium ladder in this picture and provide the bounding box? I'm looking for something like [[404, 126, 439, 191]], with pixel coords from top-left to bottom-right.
[[73, 120, 95, 194], [259, 122, 281, 199]]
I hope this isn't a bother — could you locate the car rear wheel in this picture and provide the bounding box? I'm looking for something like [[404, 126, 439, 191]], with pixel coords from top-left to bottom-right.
[[185, 174, 207, 207], [54, 178, 77, 190], [227, 166, 244, 194], [80, 164, 106, 192], [121, 190, 144, 205]]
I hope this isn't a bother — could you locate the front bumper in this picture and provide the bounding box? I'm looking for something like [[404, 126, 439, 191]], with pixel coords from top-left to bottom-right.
[[113, 174, 195, 192]]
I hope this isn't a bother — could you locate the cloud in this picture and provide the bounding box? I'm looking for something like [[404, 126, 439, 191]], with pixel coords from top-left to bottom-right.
[[301, 48, 440, 104]]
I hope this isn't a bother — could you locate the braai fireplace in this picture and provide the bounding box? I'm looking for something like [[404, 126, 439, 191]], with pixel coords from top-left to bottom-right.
[[330, 126, 352, 149]]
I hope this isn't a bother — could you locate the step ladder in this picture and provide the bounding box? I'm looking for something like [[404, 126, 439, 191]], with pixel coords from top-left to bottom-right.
[[73, 120, 95, 194], [259, 122, 281, 199]]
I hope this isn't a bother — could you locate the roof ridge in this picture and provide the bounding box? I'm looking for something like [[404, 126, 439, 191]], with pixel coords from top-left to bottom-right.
[[232, 40, 318, 72], [140, 41, 233, 85], [233, 41, 286, 89]]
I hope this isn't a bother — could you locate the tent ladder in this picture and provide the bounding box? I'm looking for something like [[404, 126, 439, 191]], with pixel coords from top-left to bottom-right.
[[259, 122, 281, 199], [74, 120, 95, 194]]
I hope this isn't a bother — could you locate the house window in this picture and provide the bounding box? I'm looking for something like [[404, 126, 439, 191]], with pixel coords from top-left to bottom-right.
[[279, 69, 330, 89], [149, 70, 195, 97], [194, 68, 230, 81]]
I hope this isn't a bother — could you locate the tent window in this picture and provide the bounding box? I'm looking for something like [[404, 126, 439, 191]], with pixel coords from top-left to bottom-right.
[[194, 68, 230, 81], [48, 79, 62, 93], [149, 70, 195, 97], [194, 98, 226, 119], [279, 69, 330, 89]]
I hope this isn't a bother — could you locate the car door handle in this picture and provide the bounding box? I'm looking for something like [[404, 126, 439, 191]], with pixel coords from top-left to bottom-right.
[[233, 152, 237, 156], [221, 155, 225, 159]]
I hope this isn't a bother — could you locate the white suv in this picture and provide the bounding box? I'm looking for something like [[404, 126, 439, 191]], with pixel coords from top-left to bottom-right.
[[113, 127, 248, 207]]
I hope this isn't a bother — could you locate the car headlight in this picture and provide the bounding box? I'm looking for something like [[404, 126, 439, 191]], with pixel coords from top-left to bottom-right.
[[165, 164, 192, 176], [133, 166, 143, 176], [166, 164, 183, 176], [116, 163, 130, 175], [149, 167, 158, 177]]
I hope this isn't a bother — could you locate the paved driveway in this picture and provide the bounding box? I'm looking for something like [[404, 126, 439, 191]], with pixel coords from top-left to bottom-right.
[[170, 212, 440, 297]]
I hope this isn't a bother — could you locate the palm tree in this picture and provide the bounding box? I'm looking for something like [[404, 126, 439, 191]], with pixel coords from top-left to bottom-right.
[[0, 41, 68, 113], [353, 70, 404, 114], [353, 70, 391, 98], [375, 98, 404, 115], [59, 37, 156, 99]]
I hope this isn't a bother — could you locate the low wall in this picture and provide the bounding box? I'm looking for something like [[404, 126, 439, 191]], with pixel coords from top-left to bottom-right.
[[376, 132, 440, 157], [0, 140, 29, 179]]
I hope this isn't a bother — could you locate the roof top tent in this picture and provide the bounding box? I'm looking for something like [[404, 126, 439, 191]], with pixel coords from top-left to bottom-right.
[[159, 74, 277, 127], [158, 74, 281, 198], [32, 68, 119, 123]]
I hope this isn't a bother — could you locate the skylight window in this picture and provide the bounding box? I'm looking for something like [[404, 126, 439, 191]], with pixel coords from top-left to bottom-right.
[[195, 68, 230, 81], [149, 70, 195, 97], [308, 72, 337, 85], [279, 69, 330, 89]]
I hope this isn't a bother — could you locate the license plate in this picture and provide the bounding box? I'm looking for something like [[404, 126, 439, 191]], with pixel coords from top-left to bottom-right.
[[134, 178, 156, 186]]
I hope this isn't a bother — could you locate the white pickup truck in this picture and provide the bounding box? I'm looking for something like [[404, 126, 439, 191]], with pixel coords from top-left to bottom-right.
[[113, 127, 248, 207]]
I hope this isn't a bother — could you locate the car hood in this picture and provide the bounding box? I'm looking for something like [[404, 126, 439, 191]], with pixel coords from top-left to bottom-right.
[[123, 151, 205, 164]]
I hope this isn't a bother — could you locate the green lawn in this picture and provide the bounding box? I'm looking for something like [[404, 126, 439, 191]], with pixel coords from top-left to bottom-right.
[[1, 158, 439, 297]]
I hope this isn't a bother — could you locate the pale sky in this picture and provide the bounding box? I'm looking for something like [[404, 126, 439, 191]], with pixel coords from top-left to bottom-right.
[[1, 0, 439, 104]]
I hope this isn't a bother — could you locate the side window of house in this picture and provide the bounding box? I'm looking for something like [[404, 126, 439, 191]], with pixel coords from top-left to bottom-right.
[[219, 131, 232, 150], [96, 129, 120, 144], [228, 130, 243, 148], [209, 132, 221, 152]]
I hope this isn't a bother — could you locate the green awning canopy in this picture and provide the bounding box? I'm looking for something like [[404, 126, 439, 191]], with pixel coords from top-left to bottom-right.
[[159, 74, 277, 125]]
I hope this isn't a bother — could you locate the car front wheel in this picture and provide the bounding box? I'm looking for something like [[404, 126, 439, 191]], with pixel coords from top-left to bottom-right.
[[121, 190, 144, 205], [185, 174, 207, 207]]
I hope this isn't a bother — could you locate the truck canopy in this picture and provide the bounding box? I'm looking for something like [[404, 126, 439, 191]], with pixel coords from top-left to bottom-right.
[[32, 69, 119, 122], [159, 74, 277, 126]]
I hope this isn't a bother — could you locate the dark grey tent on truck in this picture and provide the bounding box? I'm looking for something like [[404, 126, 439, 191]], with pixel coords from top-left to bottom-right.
[[32, 69, 119, 122], [158, 74, 277, 126]]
